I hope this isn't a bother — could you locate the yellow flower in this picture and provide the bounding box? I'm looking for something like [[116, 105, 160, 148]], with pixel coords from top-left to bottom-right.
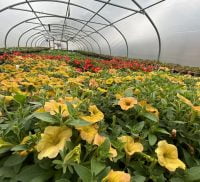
[[36, 126, 72, 160], [139, 100, 159, 117], [76, 125, 98, 144], [97, 87, 108, 93], [108, 69, 117, 74], [177, 93, 200, 113], [0, 94, 14, 104], [177, 93, 193, 107], [0, 138, 12, 148], [44, 100, 69, 117], [80, 105, 104, 123], [115, 93, 123, 100], [18, 135, 36, 157], [102, 170, 131, 182], [118, 136, 143, 156], [155, 140, 186, 172], [133, 89, 141, 95], [105, 78, 114, 85], [193, 106, 200, 113], [118, 97, 137, 110], [89, 79, 99, 88], [93, 134, 117, 160]]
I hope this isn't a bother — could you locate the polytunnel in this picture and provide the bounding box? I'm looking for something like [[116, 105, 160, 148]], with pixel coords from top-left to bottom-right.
[[0, 0, 199, 66], [0, 1, 200, 182]]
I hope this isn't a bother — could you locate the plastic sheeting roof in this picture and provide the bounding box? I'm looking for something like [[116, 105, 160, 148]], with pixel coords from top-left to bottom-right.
[[0, 0, 200, 66]]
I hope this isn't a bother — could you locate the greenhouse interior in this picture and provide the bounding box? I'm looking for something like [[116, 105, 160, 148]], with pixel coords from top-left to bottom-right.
[[0, 0, 199, 182]]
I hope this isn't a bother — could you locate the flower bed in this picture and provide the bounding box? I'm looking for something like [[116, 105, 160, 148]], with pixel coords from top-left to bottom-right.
[[0, 53, 200, 182]]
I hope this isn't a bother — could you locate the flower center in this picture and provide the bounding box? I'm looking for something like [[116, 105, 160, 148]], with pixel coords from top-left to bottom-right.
[[125, 101, 131, 106]]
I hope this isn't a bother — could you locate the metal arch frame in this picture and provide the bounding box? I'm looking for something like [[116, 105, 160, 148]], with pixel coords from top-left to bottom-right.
[[27, 29, 94, 52], [4, 15, 111, 56], [131, 0, 162, 60], [38, 38, 81, 51], [20, 25, 102, 54], [0, 0, 166, 61], [37, 37, 85, 52], [30, 32, 93, 52], [19, 25, 93, 53], [26, 29, 93, 52], [0, 0, 119, 56]]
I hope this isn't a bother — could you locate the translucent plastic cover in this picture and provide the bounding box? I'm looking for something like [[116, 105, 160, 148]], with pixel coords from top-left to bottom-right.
[[0, 0, 199, 66]]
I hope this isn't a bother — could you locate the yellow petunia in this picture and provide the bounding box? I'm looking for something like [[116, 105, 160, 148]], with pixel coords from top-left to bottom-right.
[[76, 125, 98, 144], [0, 94, 14, 104], [36, 126, 72, 160], [80, 105, 104, 123], [0, 138, 12, 148], [139, 100, 159, 117], [89, 78, 99, 88], [44, 100, 69, 117], [93, 134, 117, 160], [118, 136, 143, 156], [155, 140, 186, 172], [105, 78, 114, 85], [118, 97, 137, 111], [18, 135, 36, 157], [102, 170, 131, 182], [177, 93, 200, 113], [97, 87, 108, 93], [177, 93, 193, 107]]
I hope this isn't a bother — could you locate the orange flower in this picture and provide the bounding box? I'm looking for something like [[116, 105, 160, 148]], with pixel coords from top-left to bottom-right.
[[118, 97, 137, 110]]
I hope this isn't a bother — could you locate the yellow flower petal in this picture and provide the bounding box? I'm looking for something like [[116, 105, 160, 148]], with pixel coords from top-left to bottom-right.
[[118, 136, 143, 156], [177, 93, 193, 107], [155, 140, 186, 171], [80, 105, 104, 123], [76, 125, 98, 144], [36, 126, 72, 160], [102, 170, 131, 182], [118, 97, 137, 111]]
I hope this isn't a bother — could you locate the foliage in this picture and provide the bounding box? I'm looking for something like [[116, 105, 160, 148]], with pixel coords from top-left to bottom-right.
[[0, 52, 199, 182]]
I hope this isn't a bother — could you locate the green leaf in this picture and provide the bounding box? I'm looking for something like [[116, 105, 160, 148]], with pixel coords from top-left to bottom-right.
[[33, 112, 58, 123], [155, 128, 170, 135], [11, 145, 27, 151], [171, 120, 186, 124], [97, 138, 110, 159], [16, 164, 53, 182], [170, 177, 184, 182], [143, 113, 159, 122], [67, 119, 91, 127], [124, 88, 133, 97], [14, 93, 27, 105], [185, 166, 200, 181], [148, 133, 157, 146], [73, 164, 92, 182], [91, 158, 106, 176], [132, 121, 145, 133], [66, 102, 76, 116], [0, 166, 16, 178], [133, 175, 146, 182], [4, 154, 26, 167]]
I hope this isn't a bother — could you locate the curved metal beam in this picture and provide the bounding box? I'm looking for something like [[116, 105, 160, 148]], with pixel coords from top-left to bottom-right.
[[37, 35, 89, 52], [27, 30, 93, 52], [131, 0, 161, 61], [18, 24, 102, 54], [25, 26, 101, 54], [0, 1, 112, 55]]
